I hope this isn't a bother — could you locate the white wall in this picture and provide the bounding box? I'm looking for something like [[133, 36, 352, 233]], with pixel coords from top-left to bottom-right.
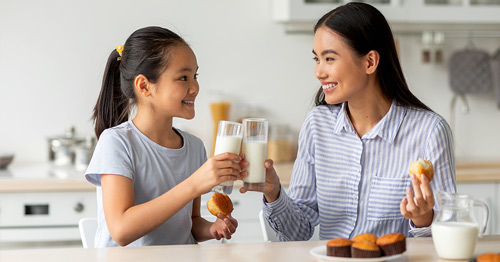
[[1, 0, 499, 165]]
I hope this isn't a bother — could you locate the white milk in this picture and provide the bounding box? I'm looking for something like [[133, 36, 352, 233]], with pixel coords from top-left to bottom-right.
[[431, 221, 479, 260], [242, 141, 267, 183], [214, 135, 242, 186]]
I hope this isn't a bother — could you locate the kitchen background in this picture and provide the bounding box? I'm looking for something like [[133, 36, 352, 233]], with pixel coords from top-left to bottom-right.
[[1, 0, 500, 165], [1, 0, 500, 249]]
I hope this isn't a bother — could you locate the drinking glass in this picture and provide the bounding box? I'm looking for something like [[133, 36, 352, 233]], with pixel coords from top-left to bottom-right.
[[211, 121, 243, 194], [242, 118, 268, 191]]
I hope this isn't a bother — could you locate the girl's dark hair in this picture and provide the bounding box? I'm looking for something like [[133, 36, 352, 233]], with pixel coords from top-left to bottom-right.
[[313, 2, 431, 111], [93, 26, 187, 138]]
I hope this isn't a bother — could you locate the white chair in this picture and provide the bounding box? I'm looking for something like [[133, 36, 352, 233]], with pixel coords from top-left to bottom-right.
[[258, 210, 320, 242], [78, 218, 98, 248]]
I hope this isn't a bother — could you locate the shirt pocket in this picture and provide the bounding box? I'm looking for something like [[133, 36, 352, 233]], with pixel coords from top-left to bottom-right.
[[367, 176, 411, 221]]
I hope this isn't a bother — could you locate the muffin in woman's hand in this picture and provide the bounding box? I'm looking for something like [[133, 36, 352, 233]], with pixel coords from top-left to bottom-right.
[[476, 253, 500, 262], [207, 192, 233, 216], [409, 158, 434, 183], [352, 233, 378, 244], [326, 238, 352, 257], [351, 240, 381, 258], [376, 233, 406, 256]]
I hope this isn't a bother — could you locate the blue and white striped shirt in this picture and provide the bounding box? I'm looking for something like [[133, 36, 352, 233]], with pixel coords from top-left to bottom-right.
[[263, 101, 456, 241]]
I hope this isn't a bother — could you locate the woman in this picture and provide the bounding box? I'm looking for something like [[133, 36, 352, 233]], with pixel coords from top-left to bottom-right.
[[242, 2, 456, 240]]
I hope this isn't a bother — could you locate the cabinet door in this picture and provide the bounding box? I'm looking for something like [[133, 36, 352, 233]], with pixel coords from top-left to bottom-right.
[[200, 192, 264, 243], [456, 183, 497, 235]]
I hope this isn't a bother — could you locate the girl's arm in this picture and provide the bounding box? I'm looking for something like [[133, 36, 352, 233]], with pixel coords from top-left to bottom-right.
[[190, 196, 238, 242], [102, 152, 243, 246]]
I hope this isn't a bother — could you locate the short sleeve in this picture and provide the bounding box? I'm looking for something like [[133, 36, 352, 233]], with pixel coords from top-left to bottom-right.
[[85, 129, 134, 186]]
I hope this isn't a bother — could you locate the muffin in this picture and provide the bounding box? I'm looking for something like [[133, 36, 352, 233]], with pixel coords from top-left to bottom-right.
[[476, 253, 500, 262], [351, 240, 381, 258], [409, 158, 434, 182], [376, 233, 406, 256], [352, 233, 378, 244], [326, 238, 352, 257]]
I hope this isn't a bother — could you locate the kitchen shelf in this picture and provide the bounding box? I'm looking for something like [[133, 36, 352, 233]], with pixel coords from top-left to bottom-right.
[[273, 0, 500, 33]]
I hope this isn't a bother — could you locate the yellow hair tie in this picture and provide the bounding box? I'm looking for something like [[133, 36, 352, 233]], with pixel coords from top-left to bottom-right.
[[116, 45, 124, 57]]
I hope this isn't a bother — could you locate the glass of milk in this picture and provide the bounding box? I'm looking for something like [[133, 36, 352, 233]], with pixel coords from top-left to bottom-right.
[[242, 118, 268, 191], [431, 191, 489, 260], [211, 121, 243, 194]]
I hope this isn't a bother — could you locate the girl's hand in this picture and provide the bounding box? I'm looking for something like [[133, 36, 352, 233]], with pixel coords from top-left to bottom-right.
[[400, 174, 435, 228], [209, 214, 238, 240], [239, 159, 281, 203], [189, 152, 245, 195]]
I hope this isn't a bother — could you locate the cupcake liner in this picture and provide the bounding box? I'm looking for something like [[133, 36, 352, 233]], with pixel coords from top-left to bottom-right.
[[379, 240, 406, 256], [351, 247, 381, 258], [327, 246, 351, 257]]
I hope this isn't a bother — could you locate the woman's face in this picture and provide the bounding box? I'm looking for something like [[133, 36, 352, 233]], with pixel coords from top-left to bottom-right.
[[149, 44, 199, 120], [313, 26, 369, 105]]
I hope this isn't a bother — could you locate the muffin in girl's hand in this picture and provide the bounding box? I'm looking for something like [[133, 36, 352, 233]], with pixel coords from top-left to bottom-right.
[[352, 233, 378, 244], [351, 240, 381, 258], [376, 233, 406, 256], [409, 158, 434, 183], [207, 192, 233, 216], [326, 238, 352, 257]]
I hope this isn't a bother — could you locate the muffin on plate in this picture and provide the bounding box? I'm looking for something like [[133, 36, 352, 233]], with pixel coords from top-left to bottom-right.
[[476, 253, 500, 262], [352, 233, 378, 244], [376, 233, 406, 256], [326, 238, 352, 257], [351, 240, 381, 258]]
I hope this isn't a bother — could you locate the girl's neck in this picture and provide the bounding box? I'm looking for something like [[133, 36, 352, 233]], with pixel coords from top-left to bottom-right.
[[346, 92, 392, 138], [132, 110, 183, 149]]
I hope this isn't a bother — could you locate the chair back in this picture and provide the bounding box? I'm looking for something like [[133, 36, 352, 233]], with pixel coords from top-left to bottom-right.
[[258, 210, 320, 242], [78, 218, 98, 248]]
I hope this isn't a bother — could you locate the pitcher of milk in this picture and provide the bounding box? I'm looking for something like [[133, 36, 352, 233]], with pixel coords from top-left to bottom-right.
[[431, 190, 489, 260]]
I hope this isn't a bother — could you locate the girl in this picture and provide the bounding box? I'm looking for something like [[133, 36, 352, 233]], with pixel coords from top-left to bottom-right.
[[244, 2, 456, 240], [86, 26, 245, 247]]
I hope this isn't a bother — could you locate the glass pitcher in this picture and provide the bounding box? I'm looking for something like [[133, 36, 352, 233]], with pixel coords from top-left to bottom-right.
[[431, 190, 489, 260]]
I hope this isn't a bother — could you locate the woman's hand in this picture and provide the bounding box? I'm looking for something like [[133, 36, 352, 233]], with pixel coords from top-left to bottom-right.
[[239, 159, 281, 203], [400, 174, 435, 228], [209, 214, 238, 240], [189, 153, 245, 196]]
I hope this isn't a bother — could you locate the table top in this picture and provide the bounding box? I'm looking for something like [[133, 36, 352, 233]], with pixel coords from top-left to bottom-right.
[[0, 235, 499, 262]]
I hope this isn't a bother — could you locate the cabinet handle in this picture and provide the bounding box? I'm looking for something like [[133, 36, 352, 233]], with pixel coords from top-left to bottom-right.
[[74, 202, 85, 213]]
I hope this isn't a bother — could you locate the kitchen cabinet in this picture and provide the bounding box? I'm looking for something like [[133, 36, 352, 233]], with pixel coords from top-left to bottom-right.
[[0, 165, 96, 248], [272, 0, 500, 33], [200, 191, 265, 243], [456, 182, 500, 235]]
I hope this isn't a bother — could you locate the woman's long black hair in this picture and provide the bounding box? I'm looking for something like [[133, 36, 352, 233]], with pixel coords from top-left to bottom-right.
[[313, 2, 431, 111], [93, 26, 187, 138]]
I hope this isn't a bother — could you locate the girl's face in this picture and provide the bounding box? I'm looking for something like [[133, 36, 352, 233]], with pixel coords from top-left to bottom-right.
[[313, 26, 369, 105], [149, 44, 199, 120]]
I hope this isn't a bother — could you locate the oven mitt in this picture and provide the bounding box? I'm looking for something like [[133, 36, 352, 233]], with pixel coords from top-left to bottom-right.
[[449, 49, 492, 94], [491, 49, 500, 109]]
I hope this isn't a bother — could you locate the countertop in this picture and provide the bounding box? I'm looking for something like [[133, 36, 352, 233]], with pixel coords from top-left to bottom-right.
[[0, 164, 94, 192], [0, 235, 499, 262], [1, 161, 500, 193], [274, 161, 500, 185]]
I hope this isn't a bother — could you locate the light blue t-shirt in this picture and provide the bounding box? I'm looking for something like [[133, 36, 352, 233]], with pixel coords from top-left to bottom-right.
[[85, 120, 207, 247]]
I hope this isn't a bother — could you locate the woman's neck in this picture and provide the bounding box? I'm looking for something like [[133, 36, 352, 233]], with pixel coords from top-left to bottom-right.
[[132, 109, 182, 149], [346, 93, 392, 138]]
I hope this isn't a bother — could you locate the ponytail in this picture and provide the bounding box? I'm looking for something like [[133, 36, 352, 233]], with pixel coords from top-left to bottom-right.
[[92, 50, 132, 139], [92, 26, 187, 139]]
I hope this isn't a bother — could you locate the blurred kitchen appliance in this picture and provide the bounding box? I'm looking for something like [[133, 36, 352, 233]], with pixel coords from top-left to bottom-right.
[[48, 126, 84, 166], [74, 135, 96, 171]]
